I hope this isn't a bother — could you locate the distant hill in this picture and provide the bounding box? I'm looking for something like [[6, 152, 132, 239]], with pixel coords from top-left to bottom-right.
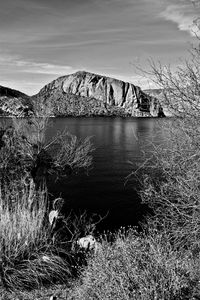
[[32, 71, 165, 117], [0, 85, 28, 98], [0, 86, 33, 117]]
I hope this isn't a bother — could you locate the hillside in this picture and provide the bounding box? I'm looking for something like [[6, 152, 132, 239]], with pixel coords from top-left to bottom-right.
[[0, 86, 33, 117]]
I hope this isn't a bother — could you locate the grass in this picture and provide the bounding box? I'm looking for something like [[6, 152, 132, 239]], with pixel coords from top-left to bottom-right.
[[0, 185, 76, 292], [2, 226, 200, 299], [0, 180, 102, 296], [66, 227, 200, 300]]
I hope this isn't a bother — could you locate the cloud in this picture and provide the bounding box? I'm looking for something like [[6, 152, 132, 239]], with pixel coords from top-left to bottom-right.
[[0, 53, 74, 75], [160, 3, 199, 36], [14, 61, 74, 75]]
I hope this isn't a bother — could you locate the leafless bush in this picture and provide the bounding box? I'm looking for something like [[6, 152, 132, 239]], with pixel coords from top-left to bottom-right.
[[137, 40, 200, 251]]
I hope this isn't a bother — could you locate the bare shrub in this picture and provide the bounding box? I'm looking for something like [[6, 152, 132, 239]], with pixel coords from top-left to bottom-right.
[[0, 116, 94, 191], [135, 35, 200, 251]]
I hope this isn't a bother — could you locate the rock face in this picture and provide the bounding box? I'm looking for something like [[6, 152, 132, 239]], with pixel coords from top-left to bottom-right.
[[0, 86, 33, 117], [34, 71, 165, 117]]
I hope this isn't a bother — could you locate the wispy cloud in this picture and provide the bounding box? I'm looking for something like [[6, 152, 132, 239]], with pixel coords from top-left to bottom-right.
[[14, 61, 74, 75], [160, 2, 199, 36], [0, 53, 74, 75]]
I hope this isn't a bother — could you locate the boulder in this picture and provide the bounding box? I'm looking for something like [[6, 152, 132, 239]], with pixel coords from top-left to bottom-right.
[[77, 234, 101, 253]]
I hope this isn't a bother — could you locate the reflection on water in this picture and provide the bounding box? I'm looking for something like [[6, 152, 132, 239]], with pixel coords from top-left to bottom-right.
[[0, 117, 169, 231]]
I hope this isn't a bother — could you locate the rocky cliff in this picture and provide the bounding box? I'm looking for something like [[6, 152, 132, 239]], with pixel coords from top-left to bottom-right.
[[33, 71, 165, 117], [0, 86, 33, 117]]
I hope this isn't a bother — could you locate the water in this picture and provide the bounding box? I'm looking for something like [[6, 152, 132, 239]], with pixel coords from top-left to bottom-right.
[[44, 117, 167, 231], [0, 116, 168, 231]]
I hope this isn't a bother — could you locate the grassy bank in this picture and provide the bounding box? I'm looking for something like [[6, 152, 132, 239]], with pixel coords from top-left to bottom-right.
[[2, 227, 200, 299]]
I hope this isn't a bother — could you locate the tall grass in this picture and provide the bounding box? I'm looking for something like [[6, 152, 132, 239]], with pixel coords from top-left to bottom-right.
[[0, 183, 77, 291]]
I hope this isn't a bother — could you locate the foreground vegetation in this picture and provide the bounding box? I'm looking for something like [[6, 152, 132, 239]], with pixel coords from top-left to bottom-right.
[[1, 225, 200, 299], [0, 116, 96, 295], [1, 114, 200, 300], [67, 228, 200, 300]]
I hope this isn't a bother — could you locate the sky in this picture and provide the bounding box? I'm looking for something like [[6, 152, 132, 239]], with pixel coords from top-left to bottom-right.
[[0, 0, 199, 95]]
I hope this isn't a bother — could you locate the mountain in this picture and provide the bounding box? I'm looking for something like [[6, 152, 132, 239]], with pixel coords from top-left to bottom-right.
[[0, 86, 33, 117], [32, 71, 165, 117]]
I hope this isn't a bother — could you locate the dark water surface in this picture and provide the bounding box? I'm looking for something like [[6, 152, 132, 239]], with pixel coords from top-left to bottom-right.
[[44, 117, 168, 231], [0, 117, 169, 231]]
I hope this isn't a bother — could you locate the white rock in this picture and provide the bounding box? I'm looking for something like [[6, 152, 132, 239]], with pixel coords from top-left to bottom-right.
[[77, 235, 101, 253]]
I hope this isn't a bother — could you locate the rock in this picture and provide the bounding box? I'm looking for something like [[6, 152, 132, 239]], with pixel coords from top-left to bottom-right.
[[77, 235, 101, 253], [33, 71, 165, 117]]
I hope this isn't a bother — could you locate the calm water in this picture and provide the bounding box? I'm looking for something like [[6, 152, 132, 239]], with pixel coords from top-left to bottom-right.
[[45, 117, 168, 231], [0, 117, 168, 231]]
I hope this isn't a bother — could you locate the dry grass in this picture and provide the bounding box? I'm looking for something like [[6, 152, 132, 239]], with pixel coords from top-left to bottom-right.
[[1, 227, 200, 299], [67, 228, 200, 300], [0, 184, 79, 292]]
